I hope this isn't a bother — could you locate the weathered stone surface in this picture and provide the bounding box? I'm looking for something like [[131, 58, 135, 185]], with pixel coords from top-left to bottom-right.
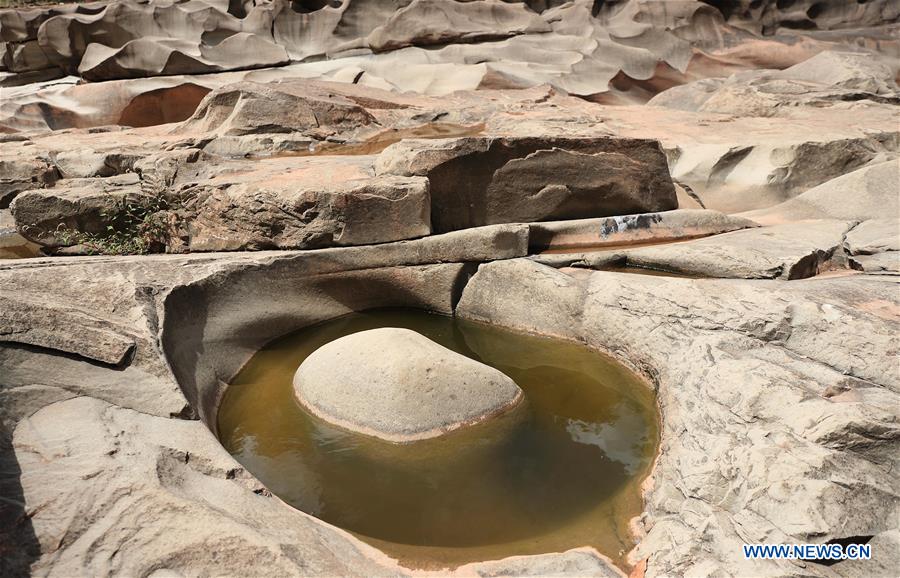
[[0, 295, 134, 365], [294, 328, 523, 443], [649, 51, 899, 117], [10, 173, 149, 247], [10, 155, 433, 253], [376, 136, 676, 232], [743, 160, 900, 224], [366, 0, 550, 52], [528, 209, 758, 252], [455, 548, 626, 578], [6, 396, 398, 577], [1, 1, 898, 576], [0, 153, 59, 208], [622, 220, 853, 279], [845, 218, 900, 274], [178, 81, 376, 137], [2, 39, 55, 73], [457, 258, 900, 577], [186, 172, 430, 251]]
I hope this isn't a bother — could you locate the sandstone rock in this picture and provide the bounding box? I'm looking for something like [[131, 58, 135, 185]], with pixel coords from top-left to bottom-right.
[[78, 33, 290, 81], [10, 173, 150, 247], [366, 0, 550, 52], [711, 0, 899, 35], [457, 259, 900, 576], [782, 50, 898, 95], [622, 220, 853, 279], [845, 218, 900, 274], [0, 74, 218, 132], [185, 172, 430, 251], [3, 236, 899, 576], [2, 39, 55, 73], [649, 51, 899, 117], [36, 0, 288, 79], [0, 208, 41, 259], [177, 80, 376, 137], [456, 548, 626, 578], [0, 154, 59, 208], [457, 259, 586, 342], [51, 148, 141, 179], [11, 155, 432, 253], [668, 134, 898, 213], [0, 295, 134, 365], [1, 0, 858, 100], [7, 396, 398, 577], [528, 209, 758, 252], [376, 136, 676, 232], [845, 219, 900, 256], [293, 327, 523, 442], [743, 160, 900, 224]]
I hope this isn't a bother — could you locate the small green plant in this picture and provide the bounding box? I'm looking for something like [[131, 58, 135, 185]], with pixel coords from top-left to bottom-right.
[[54, 192, 181, 256]]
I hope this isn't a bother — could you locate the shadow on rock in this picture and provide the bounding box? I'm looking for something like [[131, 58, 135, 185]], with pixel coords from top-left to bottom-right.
[[0, 420, 39, 577]]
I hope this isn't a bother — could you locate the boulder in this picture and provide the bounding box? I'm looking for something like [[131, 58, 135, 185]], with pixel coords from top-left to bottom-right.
[[293, 327, 523, 442], [11, 156, 433, 253], [376, 136, 677, 232]]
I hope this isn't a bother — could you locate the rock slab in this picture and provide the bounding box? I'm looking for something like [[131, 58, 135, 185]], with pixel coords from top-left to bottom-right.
[[376, 136, 677, 232]]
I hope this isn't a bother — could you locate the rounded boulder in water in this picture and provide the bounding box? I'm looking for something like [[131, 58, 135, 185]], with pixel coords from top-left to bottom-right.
[[292, 327, 523, 443]]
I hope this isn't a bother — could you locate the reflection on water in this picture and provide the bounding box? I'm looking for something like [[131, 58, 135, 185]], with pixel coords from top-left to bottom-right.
[[218, 308, 659, 570]]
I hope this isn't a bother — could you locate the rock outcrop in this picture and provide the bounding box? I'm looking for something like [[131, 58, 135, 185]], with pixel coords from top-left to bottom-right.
[[742, 159, 900, 224], [1, 1, 899, 576], [456, 258, 900, 577], [376, 136, 677, 232], [178, 81, 376, 137], [293, 327, 523, 442], [649, 51, 899, 116]]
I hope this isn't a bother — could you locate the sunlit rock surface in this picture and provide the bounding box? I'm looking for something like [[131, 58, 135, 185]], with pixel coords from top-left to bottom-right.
[[293, 327, 523, 442], [1, 0, 898, 576]]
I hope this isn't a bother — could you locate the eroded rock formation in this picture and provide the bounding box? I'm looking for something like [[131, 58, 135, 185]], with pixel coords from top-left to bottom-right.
[[1, 0, 898, 577]]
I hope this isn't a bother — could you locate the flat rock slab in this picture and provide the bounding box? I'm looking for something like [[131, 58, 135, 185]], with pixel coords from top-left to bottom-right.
[[375, 136, 676, 232], [621, 220, 853, 279], [293, 328, 523, 443], [528, 209, 759, 252], [11, 155, 433, 252]]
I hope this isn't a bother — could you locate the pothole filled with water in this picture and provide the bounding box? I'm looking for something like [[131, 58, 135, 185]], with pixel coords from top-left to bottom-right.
[[218, 308, 659, 570]]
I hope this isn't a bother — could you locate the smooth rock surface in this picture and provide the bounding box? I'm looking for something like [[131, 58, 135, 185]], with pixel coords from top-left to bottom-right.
[[293, 328, 523, 443], [528, 209, 758, 251], [622, 219, 853, 279], [743, 160, 900, 224], [456, 258, 900, 577]]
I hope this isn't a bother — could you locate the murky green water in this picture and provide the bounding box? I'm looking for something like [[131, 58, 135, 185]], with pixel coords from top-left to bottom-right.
[[218, 308, 658, 570]]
